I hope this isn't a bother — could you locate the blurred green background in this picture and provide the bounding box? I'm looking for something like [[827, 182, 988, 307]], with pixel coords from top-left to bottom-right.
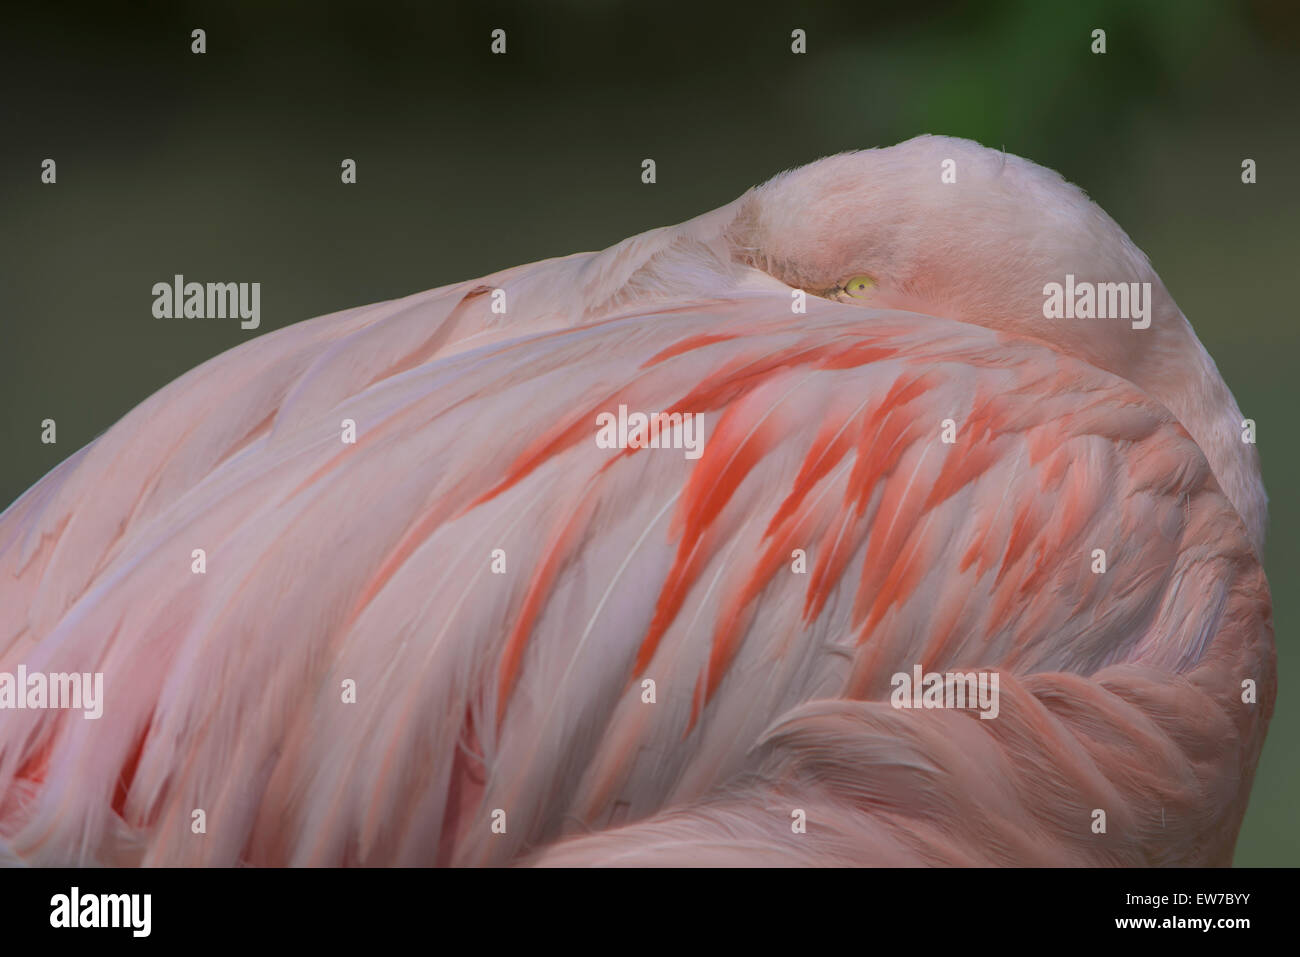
[[0, 0, 1295, 864]]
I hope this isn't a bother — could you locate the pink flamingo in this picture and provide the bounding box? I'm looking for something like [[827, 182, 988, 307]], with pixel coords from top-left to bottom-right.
[[0, 136, 1273, 866]]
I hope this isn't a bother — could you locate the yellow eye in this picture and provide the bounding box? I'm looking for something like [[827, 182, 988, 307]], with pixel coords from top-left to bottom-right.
[[843, 275, 876, 298]]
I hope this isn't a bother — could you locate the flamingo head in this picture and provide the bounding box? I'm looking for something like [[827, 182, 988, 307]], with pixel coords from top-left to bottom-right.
[[722, 135, 1267, 548]]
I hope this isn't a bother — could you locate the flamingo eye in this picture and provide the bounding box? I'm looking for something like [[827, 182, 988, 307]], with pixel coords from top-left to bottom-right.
[[843, 275, 876, 298]]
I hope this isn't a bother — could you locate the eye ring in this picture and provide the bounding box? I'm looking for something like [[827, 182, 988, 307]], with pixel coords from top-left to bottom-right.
[[843, 274, 876, 298]]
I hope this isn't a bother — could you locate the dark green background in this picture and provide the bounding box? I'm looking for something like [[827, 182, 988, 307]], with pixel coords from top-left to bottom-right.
[[1, 1, 1296, 864]]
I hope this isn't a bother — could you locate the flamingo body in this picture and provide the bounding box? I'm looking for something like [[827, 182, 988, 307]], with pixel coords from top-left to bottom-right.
[[0, 136, 1274, 866]]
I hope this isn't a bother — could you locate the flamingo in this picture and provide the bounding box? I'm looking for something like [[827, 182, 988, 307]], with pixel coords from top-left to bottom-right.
[[0, 135, 1274, 866]]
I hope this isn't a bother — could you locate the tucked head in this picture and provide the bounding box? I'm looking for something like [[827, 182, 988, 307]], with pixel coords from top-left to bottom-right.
[[721, 136, 1265, 548], [732, 136, 1169, 376]]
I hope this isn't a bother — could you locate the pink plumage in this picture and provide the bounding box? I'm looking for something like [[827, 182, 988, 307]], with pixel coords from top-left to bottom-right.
[[0, 136, 1274, 866]]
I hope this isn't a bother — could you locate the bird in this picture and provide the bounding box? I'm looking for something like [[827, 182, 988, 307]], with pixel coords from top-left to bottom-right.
[[0, 135, 1274, 866]]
